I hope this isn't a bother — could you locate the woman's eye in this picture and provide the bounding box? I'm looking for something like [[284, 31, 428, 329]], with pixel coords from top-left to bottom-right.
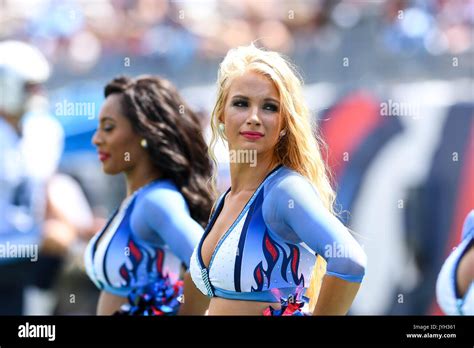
[[103, 125, 114, 132], [233, 100, 248, 108], [263, 103, 279, 112]]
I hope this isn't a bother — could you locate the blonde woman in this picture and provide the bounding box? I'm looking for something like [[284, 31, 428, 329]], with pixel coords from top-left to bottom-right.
[[180, 45, 366, 315]]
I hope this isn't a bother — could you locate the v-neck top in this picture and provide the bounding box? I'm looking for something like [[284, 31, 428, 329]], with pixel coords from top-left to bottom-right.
[[84, 179, 204, 297], [189, 165, 367, 303]]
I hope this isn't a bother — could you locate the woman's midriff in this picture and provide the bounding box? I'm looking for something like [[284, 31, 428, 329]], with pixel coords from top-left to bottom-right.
[[98, 291, 283, 315], [207, 297, 281, 315]]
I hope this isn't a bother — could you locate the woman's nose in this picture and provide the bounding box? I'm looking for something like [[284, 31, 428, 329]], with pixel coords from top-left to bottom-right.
[[91, 130, 101, 146], [246, 107, 261, 125]]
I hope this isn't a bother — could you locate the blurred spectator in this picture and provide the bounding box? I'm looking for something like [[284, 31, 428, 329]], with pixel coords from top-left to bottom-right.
[[0, 40, 63, 314]]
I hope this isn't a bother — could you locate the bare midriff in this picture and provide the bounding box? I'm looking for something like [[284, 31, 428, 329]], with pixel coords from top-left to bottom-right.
[[207, 297, 281, 315]]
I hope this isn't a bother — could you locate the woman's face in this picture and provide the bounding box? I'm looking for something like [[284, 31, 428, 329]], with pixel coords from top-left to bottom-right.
[[92, 94, 145, 175], [222, 71, 283, 160]]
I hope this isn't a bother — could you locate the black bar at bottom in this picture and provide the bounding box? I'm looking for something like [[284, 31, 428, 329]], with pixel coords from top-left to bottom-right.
[[0, 315, 471, 346]]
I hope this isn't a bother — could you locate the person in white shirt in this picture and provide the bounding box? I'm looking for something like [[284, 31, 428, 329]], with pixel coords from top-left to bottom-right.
[[0, 40, 63, 314]]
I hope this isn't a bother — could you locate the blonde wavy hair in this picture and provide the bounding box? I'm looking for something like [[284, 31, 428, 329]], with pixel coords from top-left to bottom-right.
[[209, 44, 336, 310]]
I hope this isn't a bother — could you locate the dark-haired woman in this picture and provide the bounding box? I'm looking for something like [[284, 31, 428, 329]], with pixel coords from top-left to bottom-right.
[[84, 76, 214, 315]]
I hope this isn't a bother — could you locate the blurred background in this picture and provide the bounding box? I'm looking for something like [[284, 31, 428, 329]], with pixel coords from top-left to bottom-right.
[[0, 0, 472, 315]]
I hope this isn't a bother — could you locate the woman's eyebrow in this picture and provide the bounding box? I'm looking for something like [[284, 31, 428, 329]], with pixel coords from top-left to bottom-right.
[[231, 95, 279, 104], [99, 116, 115, 123], [231, 94, 249, 100], [264, 97, 280, 104]]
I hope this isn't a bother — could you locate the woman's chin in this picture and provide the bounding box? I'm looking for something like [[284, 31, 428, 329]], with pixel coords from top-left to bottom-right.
[[101, 163, 121, 175], [234, 141, 261, 151]]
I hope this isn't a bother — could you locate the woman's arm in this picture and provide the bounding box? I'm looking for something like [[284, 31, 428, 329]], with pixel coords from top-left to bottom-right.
[[265, 174, 367, 314], [312, 275, 361, 315], [178, 272, 210, 315], [139, 188, 210, 315], [141, 188, 204, 268]]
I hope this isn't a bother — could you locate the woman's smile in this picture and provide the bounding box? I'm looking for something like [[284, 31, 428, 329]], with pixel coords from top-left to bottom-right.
[[98, 151, 111, 162], [240, 130, 264, 140]]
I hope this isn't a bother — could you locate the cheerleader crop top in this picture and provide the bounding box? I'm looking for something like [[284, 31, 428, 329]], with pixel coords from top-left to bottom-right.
[[85, 179, 204, 297], [190, 165, 367, 303]]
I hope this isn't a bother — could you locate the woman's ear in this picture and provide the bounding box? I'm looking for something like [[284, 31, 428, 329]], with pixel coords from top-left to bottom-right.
[[218, 116, 226, 128], [280, 117, 287, 137]]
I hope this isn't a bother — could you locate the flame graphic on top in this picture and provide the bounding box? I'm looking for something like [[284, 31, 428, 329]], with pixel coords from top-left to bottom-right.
[[251, 230, 304, 291], [119, 264, 131, 286], [119, 238, 144, 286]]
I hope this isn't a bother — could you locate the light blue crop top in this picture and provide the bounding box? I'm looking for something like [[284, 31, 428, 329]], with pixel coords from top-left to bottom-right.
[[85, 179, 204, 297], [190, 165, 367, 303]]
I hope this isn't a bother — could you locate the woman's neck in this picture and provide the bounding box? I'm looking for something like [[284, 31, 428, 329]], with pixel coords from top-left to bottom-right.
[[124, 162, 161, 197], [229, 151, 279, 195]]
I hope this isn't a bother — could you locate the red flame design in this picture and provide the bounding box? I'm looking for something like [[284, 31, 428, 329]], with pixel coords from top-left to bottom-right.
[[264, 233, 279, 262], [119, 238, 145, 285], [251, 231, 304, 291], [119, 264, 131, 286], [288, 245, 304, 286], [252, 262, 265, 291], [261, 232, 281, 287], [290, 246, 299, 276], [128, 239, 143, 266]]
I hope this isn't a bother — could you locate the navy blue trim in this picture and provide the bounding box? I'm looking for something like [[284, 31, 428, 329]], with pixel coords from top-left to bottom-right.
[[197, 187, 231, 269], [234, 189, 264, 292], [196, 164, 283, 298], [198, 164, 283, 271], [102, 197, 137, 287], [88, 206, 120, 289], [91, 179, 162, 259], [144, 246, 154, 274], [91, 207, 119, 257]]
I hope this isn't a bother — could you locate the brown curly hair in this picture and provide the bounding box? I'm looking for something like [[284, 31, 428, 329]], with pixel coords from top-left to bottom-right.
[[104, 75, 214, 227]]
